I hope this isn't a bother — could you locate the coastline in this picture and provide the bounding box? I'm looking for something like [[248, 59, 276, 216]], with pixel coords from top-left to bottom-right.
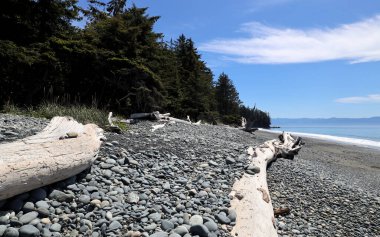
[[260, 128, 380, 150], [256, 130, 380, 196]]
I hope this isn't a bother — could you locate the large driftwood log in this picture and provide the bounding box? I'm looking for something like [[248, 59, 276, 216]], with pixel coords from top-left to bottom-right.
[[230, 132, 302, 237], [0, 117, 104, 201]]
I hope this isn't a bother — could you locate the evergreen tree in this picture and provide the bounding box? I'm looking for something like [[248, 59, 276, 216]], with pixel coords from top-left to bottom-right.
[[240, 105, 271, 128], [174, 34, 215, 119], [215, 73, 241, 124]]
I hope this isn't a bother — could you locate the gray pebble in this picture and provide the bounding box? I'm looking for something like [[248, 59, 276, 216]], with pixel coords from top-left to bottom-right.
[[108, 221, 122, 230], [189, 215, 203, 226], [19, 225, 40, 237], [173, 226, 188, 236], [19, 211, 38, 224], [148, 213, 161, 222], [3, 227, 19, 237], [189, 224, 209, 237], [204, 220, 218, 232], [161, 220, 174, 231], [49, 223, 61, 232], [0, 225, 7, 236]]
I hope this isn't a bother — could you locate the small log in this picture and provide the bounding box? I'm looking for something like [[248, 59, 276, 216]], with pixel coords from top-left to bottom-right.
[[230, 132, 302, 237], [0, 117, 104, 201], [130, 112, 160, 120], [274, 207, 290, 216]]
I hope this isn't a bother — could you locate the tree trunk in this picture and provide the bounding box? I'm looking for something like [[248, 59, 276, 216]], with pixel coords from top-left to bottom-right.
[[0, 117, 104, 201], [230, 133, 303, 237]]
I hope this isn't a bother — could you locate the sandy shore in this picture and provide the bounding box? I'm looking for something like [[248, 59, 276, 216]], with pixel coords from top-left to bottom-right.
[[256, 130, 380, 196]]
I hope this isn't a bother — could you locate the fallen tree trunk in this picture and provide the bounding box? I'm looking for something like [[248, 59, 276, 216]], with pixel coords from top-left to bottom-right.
[[0, 117, 104, 201], [230, 132, 303, 237]]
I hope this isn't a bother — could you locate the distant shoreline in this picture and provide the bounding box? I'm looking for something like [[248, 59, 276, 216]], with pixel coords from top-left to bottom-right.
[[255, 130, 380, 196], [261, 128, 380, 150]]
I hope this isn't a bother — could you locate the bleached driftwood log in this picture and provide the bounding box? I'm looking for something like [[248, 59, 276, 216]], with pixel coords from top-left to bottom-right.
[[241, 117, 247, 128], [108, 112, 122, 133], [230, 132, 303, 237], [0, 117, 104, 201]]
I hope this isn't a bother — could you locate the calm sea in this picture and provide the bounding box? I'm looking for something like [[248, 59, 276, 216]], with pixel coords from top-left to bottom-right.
[[269, 118, 380, 148], [271, 125, 380, 142]]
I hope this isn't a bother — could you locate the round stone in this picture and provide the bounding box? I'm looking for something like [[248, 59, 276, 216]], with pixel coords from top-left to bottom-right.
[[215, 213, 231, 224], [49, 223, 61, 232], [189, 215, 203, 226], [41, 228, 51, 237], [4, 227, 19, 237], [0, 225, 6, 236], [204, 220, 218, 232], [148, 213, 161, 222], [189, 224, 209, 237], [108, 221, 122, 230], [173, 226, 188, 236], [78, 195, 91, 204], [35, 201, 49, 209], [19, 211, 39, 224], [227, 209, 237, 222], [22, 202, 35, 213], [126, 192, 140, 204], [19, 225, 40, 237], [161, 220, 174, 231], [144, 223, 157, 231]]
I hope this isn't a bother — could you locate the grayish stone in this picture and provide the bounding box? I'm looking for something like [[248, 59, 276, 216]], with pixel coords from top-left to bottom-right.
[[189, 215, 203, 226], [19, 225, 40, 237], [19, 212, 38, 224]]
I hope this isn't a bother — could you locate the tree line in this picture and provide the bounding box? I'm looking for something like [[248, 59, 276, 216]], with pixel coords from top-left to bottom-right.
[[0, 0, 271, 128]]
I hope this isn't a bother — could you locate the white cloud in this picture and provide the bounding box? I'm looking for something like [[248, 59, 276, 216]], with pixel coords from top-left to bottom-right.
[[336, 94, 380, 104], [199, 15, 380, 64]]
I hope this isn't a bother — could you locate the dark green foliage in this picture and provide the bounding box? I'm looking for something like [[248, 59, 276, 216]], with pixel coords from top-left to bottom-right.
[[240, 105, 271, 128], [0, 0, 270, 126], [215, 72, 241, 125]]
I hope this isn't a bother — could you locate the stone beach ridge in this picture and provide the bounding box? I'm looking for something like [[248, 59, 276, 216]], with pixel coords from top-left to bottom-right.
[[0, 114, 379, 237]]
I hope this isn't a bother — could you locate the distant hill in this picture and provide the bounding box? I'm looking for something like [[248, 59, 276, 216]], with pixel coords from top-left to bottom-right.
[[272, 117, 380, 126]]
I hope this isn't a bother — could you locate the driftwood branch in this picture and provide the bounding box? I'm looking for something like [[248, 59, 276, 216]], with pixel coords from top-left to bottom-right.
[[230, 132, 303, 237], [108, 112, 122, 133], [0, 117, 104, 201]]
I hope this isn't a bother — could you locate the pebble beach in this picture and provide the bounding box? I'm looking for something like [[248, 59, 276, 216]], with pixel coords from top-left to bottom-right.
[[0, 114, 379, 237]]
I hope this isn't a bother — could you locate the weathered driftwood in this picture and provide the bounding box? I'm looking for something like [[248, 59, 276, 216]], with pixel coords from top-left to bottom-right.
[[108, 112, 122, 133], [0, 117, 104, 201], [274, 207, 290, 216], [230, 132, 303, 237], [239, 117, 258, 133]]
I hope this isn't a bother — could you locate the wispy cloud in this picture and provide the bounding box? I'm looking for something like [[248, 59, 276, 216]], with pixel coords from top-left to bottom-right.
[[199, 15, 380, 64], [336, 94, 380, 104]]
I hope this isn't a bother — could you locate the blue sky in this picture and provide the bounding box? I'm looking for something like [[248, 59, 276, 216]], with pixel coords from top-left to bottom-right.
[[79, 0, 380, 118]]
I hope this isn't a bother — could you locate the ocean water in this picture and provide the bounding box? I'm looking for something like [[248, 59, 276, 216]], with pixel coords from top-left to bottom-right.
[[271, 125, 380, 142], [267, 119, 380, 149]]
